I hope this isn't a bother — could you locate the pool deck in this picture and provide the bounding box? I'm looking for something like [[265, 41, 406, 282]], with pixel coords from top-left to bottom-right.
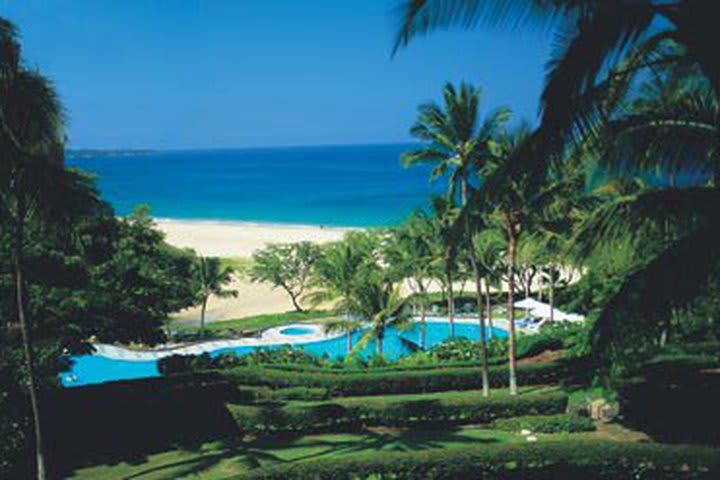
[[88, 316, 511, 362]]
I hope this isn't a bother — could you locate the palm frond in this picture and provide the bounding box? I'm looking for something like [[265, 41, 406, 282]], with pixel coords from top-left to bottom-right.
[[592, 223, 720, 363], [393, 0, 563, 54]]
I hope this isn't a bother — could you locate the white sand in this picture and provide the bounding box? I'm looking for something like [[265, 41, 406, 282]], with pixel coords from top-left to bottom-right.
[[156, 218, 353, 257], [157, 219, 354, 323]]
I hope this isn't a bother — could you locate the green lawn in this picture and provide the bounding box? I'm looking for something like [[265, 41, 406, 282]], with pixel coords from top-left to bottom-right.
[[66, 427, 524, 480], [175, 310, 336, 334]]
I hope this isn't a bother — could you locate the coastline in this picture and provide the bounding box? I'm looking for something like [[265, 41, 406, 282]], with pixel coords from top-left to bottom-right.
[[155, 217, 357, 257]]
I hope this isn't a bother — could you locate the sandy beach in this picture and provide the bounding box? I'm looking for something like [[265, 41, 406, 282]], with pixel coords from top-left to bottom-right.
[[158, 219, 355, 323], [156, 219, 354, 257]]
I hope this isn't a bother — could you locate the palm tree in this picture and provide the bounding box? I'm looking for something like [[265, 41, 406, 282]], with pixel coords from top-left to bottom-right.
[[384, 211, 435, 347], [1, 20, 98, 480], [482, 124, 541, 395], [352, 276, 409, 357], [196, 256, 238, 337], [474, 227, 505, 339], [403, 82, 509, 396], [393, 1, 720, 152], [428, 196, 462, 337]]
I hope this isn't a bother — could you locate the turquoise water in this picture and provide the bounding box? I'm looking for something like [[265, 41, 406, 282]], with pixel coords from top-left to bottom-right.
[[280, 326, 316, 335], [67, 144, 441, 227], [62, 321, 507, 387]]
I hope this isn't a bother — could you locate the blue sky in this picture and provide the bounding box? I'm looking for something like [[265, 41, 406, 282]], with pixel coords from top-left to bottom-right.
[[2, 0, 554, 149]]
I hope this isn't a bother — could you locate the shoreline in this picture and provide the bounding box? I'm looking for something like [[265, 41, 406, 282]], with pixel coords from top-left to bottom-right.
[[154, 217, 368, 231], [155, 217, 356, 258]]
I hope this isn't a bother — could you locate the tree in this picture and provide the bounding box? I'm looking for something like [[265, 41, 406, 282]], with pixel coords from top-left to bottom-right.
[[428, 196, 462, 337], [0, 20, 98, 479], [483, 124, 541, 395], [393, 1, 720, 152], [196, 256, 238, 336], [306, 233, 377, 353], [249, 242, 320, 312], [351, 269, 409, 357], [384, 211, 435, 347], [473, 226, 505, 338], [403, 81, 509, 396]]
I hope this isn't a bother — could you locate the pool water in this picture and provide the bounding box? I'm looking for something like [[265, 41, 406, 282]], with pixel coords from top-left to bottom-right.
[[279, 326, 315, 336], [62, 321, 507, 387]]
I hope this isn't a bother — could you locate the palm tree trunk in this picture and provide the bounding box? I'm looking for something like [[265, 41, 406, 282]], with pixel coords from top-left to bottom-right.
[[14, 216, 47, 480], [377, 332, 384, 356], [485, 280, 493, 340], [346, 330, 352, 354], [549, 259, 555, 323], [506, 217, 518, 396], [445, 248, 455, 337], [419, 284, 427, 348], [462, 180, 489, 396], [200, 296, 208, 337]]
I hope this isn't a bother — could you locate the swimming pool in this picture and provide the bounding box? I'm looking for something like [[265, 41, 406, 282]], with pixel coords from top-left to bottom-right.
[[61, 319, 507, 387], [279, 326, 316, 336]]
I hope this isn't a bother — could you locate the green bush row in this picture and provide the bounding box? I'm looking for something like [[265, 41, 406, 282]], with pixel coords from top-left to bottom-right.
[[490, 413, 595, 433], [240, 440, 720, 480], [233, 385, 330, 402], [227, 390, 567, 435], [221, 361, 564, 397]]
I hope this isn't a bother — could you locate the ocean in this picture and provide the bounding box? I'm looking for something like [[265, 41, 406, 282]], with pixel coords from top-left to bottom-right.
[[67, 144, 441, 227]]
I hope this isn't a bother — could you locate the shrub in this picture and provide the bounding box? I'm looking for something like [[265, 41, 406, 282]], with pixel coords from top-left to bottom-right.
[[158, 346, 326, 375], [490, 413, 595, 433], [234, 386, 330, 402], [239, 440, 720, 480], [227, 390, 568, 435], [221, 361, 564, 397]]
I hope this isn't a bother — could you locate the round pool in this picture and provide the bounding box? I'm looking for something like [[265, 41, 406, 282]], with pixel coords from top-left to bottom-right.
[[279, 326, 315, 336]]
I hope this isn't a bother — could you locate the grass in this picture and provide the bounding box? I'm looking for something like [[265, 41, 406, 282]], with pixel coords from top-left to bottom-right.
[[65, 427, 531, 480], [176, 310, 336, 334], [288, 385, 557, 408]]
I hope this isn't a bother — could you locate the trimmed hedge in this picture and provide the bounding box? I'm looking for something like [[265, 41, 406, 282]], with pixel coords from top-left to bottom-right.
[[234, 386, 330, 402], [227, 390, 567, 435], [491, 413, 595, 433], [239, 440, 720, 480], [222, 361, 564, 397]]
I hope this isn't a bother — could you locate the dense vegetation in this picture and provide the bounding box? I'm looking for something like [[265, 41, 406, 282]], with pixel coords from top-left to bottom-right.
[[4, 1, 720, 478]]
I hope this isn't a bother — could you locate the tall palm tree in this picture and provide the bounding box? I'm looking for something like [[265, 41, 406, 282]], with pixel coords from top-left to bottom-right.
[[384, 212, 435, 347], [1, 20, 98, 480], [428, 196, 462, 338], [196, 256, 238, 337], [403, 82, 509, 396], [483, 124, 541, 395], [393, 1, 720, 152], [351, 277, 409, 357], [473, 227, 505, 338], [307, 237, 373, 354]]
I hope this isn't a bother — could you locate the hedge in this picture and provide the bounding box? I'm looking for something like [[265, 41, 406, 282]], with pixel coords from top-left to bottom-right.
[[227, 390, 567, 435], [239, 440, 720, 480], [490, 413, 595, 433], [222, 361, 564, 397]]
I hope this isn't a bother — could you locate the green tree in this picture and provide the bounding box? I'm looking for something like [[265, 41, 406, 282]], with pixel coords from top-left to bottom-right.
[[428, 196, 462, 337], [196, 256, 238, 336], [393, 1, 720, 148], [249, 242, 320, 312], [0, 20, 98, 480], [483, 124, 541, 395], [306, 234, 377, 353], [385, 211, 435, 347], [403, 81, 509, 396]]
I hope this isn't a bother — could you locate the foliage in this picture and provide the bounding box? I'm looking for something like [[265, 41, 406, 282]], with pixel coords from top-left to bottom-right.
[[195, 255, 237, 333], [158, 346, 325, 375], [221, 361, 565, 397], [249, 242, 320, 312], [243, 440, 720, 480], [490, 413, 595, 434], [228, 389, 567, 435]]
